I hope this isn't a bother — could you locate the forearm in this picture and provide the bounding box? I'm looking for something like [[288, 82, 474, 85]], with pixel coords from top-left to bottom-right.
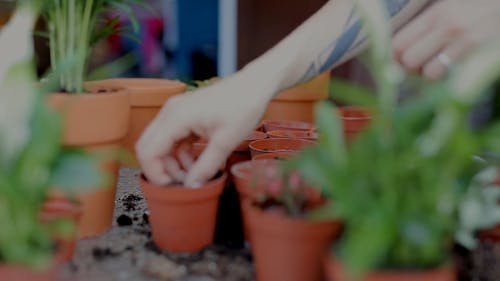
[[238, 0, 432, 101]]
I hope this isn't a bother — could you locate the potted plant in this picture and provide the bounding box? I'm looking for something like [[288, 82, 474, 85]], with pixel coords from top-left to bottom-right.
[[262, 71, 331, 122], [288, 2, 500, 281], [240, 162, 341, 281], [40, 0, 147, 238], [0, 4, 101, 279]]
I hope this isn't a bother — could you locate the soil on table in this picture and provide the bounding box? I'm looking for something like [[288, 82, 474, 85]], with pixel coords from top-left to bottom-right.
[[59, 168, 254, 281], [58, 168, 500, 281]]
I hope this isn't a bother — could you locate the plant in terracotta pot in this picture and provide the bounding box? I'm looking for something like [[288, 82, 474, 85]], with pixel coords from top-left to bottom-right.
[[288, 2, 500, 280], [140, 172, 227, 253], [40, 0, 148, 238], [240, 162, 341, 281], [0, 5, 101, 279]]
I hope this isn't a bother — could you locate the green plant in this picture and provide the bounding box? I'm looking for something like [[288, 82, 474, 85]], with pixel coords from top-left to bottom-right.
[[0, 4, 101, 269], [41, 0, 147, 93], [286, 0, 500, 277]]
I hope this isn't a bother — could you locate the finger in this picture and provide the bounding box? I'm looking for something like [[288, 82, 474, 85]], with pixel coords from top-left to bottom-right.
[[140, 157, 173, 186], [399, 27, 450, 70], [422, 37, 479, 80], [392, 6, 436, 59], [163, 156, 186, 183], [177, 143, 195, 170], [184, 132, 233, 188]]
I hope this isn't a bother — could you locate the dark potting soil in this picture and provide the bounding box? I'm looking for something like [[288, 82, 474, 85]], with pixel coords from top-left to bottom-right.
[[117, 214, 133, 227]]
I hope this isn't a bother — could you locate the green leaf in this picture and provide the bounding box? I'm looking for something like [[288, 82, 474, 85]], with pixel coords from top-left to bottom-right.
[[315, 102, 347, 168], [329, 78, 376, 107]]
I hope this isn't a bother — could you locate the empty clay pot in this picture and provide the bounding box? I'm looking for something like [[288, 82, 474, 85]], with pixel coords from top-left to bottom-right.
[[249, 138, 315, 158], [140, 173, 227, 252], [263, 72, 330, 122], [262, 120, 315, 133], [243, 200, 341, 281], [267, 130, 319, 141], [338, 106, 371, 143], [91, 78, 186, 166], [325, 256, 455, 281]]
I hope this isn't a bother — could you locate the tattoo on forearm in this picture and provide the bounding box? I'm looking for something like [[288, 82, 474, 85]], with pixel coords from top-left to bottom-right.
[[300, 0, 411, 83]]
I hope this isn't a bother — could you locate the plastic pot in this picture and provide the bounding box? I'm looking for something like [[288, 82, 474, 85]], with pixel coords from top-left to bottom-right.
[[91, 78, 186, 166], [140, 173, 227, 252], [47, 87, 129, 238], [267, 130, 319, 141], [249, 138, 315, 158], [263, 72, 330, 122], [243, 200, 341, 281], [338, 106, 371, 143], [325, 256, 455, 281], [262, 120, 315, 133]]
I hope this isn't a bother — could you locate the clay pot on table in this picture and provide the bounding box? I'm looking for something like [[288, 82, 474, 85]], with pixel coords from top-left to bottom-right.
[[47, 85, 130, 238], [92, 78, 186, 166], [338, 106, 371, 143], [227, 131, 268, 173], [263, 72, 330, 122], [249, 138, 315, 158], [267, 130, 319, 141], [325, 256, 455, 281], [243, 200, 341, 281], [140, 173, 227, 252], [262, 120, 315, 133]]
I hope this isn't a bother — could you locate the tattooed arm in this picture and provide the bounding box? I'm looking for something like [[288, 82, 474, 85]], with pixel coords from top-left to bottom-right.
[[137, 0, 432, 186]]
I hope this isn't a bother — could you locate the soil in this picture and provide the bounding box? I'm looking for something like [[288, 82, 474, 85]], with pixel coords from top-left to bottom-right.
[[57, 168, 500, 281], [59, 168, 254, 281]]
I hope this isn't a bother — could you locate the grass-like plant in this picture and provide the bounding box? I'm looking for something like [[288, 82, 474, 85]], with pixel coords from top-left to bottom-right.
[[42, 0, 146, 93], [0, 4, 101, 269], [286, 0, 500, 277]]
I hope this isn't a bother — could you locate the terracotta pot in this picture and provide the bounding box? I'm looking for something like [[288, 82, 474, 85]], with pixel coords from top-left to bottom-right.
[[263, 72, 330, 122], [41, 194, 82, 262], [338, 106, 371, 143], [47, 88, 129, 238], [231, 160, 280, 200], [249, 138, 315, 158], [479, 225, 500, 242], [91, 78, 186, 166], [140, 173, 227, 252], [227, 131, 268, 174], [0, 263, 57, 281], [262, 120, 315, 133], [252, 152, 295, 161], [243, 200, 341, 281], [267, 130, 319, 141], [325, 256, 455, 281]]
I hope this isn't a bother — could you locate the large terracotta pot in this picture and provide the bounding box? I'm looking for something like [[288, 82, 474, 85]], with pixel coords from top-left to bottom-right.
[[92, 78, 186, 166], [140, 173, 227, 253], [263, 72, 330, 122], [249, 138, 315, 158], [325, 256, 455, 281], [243, 200, 341, 281], [47, 88, 129, 238]]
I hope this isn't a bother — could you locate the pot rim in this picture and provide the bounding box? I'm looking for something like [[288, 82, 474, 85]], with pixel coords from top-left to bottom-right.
[[262, 120, 316, 131], [338, 106, 372, 121], [249, 138, 316, 154]]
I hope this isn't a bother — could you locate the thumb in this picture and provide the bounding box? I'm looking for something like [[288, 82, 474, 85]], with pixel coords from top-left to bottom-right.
[[184, 132, 234, 188]]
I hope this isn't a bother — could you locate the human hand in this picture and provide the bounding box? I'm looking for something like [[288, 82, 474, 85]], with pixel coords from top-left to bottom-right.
[[136, 73, 273, 187], [393, 0, 500, 80]]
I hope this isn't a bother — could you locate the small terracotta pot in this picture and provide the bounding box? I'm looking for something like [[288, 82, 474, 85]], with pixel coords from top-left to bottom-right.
[[325, 256, 455, 281], [91, 78, 186, 166], [140, 173, 227, 252], [338, 106, 371, 143], [243, 200, 341, 281], [267, 130, 319, 141], [252, 152, 295, 161], [227, 131, 268, 174], [262, 120, 315, 133], [47, 87, 129, 238], [41, 194, 82, 262], [231, 160, 280, 200], [263, 72, 330, 122], [0, 263, 57, 281], [249, 138, 315, 158]]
